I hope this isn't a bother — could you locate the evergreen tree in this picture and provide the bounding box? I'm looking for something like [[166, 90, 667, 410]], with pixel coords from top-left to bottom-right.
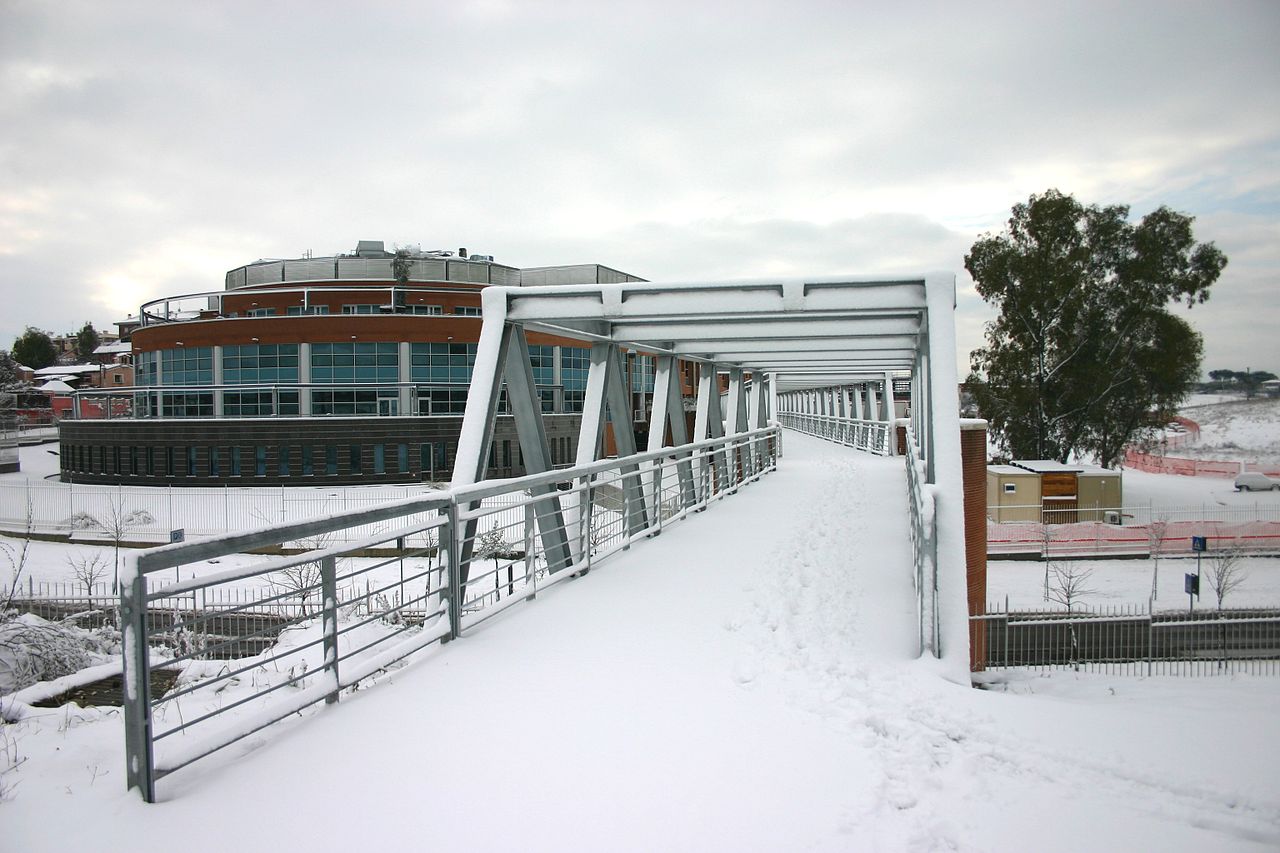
[[11, 327, 57, 370], [75, 321, 101, 362], [967, 190, 1226, 467]]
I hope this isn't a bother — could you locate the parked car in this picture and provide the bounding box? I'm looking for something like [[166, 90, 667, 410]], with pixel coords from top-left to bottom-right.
[[1234, 472, 1280, 491]]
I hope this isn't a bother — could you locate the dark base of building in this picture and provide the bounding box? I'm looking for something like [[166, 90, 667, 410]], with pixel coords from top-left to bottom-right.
[[58, 415, 586, 486], [0, 461, 18, 474]]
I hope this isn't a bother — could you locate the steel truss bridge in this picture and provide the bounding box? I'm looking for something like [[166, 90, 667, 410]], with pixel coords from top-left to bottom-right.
[[119, 273, 968, 801]]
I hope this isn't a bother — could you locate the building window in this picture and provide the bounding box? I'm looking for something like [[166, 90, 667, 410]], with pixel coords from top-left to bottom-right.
[[160, 392, 214, 418], [113, 374, 123, 384], [561, 346, 590, 413], [311, 342, 399, 383], [373, 443, 385, 474], [326, 445, 337, 475], [247, 308, 277, 317], [302, 445, 313, 476], [420, 443, 433, 477], [165, 447, 174, 476], [1004, 483, 1017, 494], [130, 447, 138, 475], [187, 446, 197, 476], [312, 388, 397, 416], [408, 304, 443, 315], [231, 446, 242, 476], [210, 447, 220, 477], [341, 304, 382, 314], [224, 390, 300, 417], [630, 354, 655, 393], [160, 346, 214, 385], [409, 342, 475, 385], [452, 306, 483, 316], [288, 305, 331, 315], [397, 443, 408, 473], [279, 445, 291, 476], [350, 444, 362, 474], [146, 446, 155, 475], [418, 387, 470, 415], [255, 446, 267, 476], [223, 344, 300, 386]]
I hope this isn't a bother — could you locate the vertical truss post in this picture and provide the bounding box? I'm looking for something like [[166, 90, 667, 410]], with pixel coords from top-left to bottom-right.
[[883, 372, 898, 456], [694, 364, 728, 496], [602, 346, 649, 539], [122, 560, 155, 802], [452, 303, 515, 590], [505, 328, 574, 573], [725, 368, 748, 486], [649, 354, 695, 515]]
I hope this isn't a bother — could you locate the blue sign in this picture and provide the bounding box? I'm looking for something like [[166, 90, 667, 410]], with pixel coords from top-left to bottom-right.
[[1191, 536, 1207, 552], [169, 528, 185, 544]]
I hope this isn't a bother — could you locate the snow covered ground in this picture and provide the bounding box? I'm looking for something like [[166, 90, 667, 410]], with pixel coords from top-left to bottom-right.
[[989, 556, 1280, 610], [4, 432, 1279, 851], [1176, 396, 1280, 464]]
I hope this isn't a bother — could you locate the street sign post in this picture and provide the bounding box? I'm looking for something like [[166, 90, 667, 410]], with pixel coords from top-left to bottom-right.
[[1189, 536, 1206, 612]]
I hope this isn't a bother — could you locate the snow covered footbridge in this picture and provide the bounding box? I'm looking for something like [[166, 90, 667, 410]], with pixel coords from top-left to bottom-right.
[[117, 274, 974, 803]]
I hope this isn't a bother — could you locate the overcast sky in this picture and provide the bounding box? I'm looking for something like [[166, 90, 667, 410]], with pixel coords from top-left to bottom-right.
[[2, 0, 1277, 376]]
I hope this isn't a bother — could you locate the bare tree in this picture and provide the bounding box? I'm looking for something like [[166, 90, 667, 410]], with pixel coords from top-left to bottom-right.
[[1046, 560, 1095, 612], [86, 495, 155, 593], [475, 522, 510, 598], [1, 496, 34, 612], [1147, 513, 1169, 600], [1203, 540, 1248, 610], [66, 551, 111, 595], [1039, 522, 1057, 601]]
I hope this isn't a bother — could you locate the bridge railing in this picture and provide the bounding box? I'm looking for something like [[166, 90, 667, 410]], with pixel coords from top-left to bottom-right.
[[121, 425, 780, 801], [904, 424, 939, 657], [776, 412, 892, 455]]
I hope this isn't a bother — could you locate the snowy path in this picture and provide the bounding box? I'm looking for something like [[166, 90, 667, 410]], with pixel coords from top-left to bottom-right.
[[8, 433, 1280, 851]]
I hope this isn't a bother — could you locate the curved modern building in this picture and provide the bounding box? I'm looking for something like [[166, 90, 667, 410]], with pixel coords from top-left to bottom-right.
[[61, 242, 660, 486]]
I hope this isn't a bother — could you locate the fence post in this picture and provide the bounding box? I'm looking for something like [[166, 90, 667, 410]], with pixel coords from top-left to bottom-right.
[[524, 502, 536, 601], [444, 503, 462, 641], [321, 555, 339, 704], [121, 566, 155, 802]]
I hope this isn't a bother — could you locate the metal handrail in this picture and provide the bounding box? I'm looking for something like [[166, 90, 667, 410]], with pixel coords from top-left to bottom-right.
[[120, 425, 781, 801]]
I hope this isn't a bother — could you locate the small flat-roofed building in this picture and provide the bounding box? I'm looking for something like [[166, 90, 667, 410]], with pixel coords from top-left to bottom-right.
[[988, 460, 1122, 524]]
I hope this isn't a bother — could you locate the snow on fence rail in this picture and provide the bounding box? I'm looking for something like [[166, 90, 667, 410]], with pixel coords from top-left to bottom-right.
[[988, 516, 1280, 558], [972, 603, 1280, 676], [117, 426, 780, 802]]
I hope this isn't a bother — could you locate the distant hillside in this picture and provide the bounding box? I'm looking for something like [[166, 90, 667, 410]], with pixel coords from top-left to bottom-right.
[[1176, 396, 1280, 464]]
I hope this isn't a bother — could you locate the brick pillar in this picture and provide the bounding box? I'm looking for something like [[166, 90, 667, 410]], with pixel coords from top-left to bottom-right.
[[960, 420, 988, 672]]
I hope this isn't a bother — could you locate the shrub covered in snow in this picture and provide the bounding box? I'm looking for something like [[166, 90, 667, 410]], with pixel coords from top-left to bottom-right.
[[0, 613, 119, 695]]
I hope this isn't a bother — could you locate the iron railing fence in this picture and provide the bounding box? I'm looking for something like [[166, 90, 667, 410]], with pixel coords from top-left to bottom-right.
[[0, 479, 484, 545], [972, 603, 1280, 676], [120, 426, 780, 801], [776, 412, 892, 455]]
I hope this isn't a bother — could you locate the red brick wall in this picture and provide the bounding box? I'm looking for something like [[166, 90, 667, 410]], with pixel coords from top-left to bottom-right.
[[961, 423, 988, 671]]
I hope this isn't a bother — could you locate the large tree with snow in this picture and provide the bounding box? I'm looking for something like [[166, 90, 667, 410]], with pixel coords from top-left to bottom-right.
[[966, 190, 1226, 467]]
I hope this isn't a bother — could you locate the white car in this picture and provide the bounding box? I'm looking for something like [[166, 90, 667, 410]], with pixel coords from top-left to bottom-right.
[[1234, 472, 1280, 491]]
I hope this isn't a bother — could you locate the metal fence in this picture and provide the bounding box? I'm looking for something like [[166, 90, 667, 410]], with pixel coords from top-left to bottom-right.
[[0, 479, 459, 543], [119, 426, 780, 801], [988, 516, 1280, 558], [776, 412, 892, 455], [972, 604, 1280, 675]]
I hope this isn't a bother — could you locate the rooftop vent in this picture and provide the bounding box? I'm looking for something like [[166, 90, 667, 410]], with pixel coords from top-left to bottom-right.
[[355, 240, 387, 258]]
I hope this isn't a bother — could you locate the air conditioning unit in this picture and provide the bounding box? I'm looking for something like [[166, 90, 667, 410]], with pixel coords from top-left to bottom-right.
[[1104, 511, 1121, 525]]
